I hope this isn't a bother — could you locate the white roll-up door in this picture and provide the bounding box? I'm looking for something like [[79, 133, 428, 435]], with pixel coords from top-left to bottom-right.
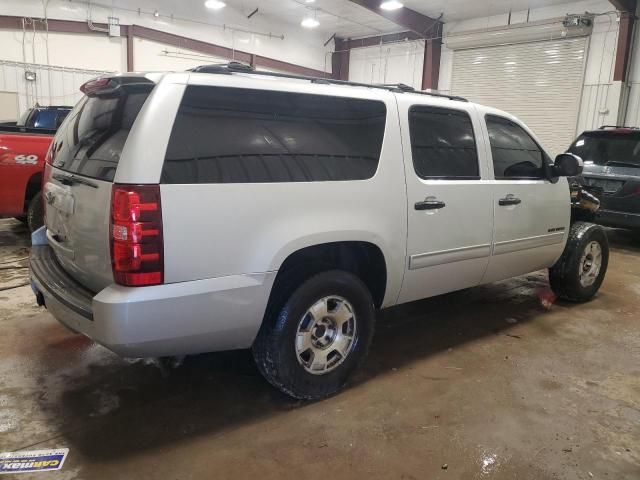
[[451, 37, 588, 155]]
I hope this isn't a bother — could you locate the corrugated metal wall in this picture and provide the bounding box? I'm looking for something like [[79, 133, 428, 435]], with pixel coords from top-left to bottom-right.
[[0, 60, 110, 119], [450, 37, 588, 155]]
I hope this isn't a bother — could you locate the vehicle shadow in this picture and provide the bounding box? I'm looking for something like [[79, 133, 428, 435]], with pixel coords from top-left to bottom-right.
[[38, 271, 560, 461], [605, 227, 640, 254]]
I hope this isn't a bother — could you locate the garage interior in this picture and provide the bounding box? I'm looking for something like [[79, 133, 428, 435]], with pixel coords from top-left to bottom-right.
[[0, 0, 639, 478]]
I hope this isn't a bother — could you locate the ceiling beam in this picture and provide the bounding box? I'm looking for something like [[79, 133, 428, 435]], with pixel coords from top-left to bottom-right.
[[348, 0, 442, 37], [345, 31, 422, 49], [609, 0, 636, 12]]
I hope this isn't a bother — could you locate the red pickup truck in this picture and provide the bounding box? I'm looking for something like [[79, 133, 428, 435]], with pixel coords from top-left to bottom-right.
[[0, 106, 71, 231]]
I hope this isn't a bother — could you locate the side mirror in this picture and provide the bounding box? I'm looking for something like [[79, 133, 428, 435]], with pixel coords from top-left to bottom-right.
[[550, 153, 583, 180]]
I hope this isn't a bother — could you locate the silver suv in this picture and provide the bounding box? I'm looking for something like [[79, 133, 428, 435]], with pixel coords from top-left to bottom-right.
[[30, 65, 608, 400]]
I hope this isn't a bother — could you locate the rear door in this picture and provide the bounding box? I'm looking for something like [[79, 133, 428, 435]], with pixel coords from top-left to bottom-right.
[[397, 98, 494, 304], [44, 77, 155, 292], [481, 114, 568, 283]]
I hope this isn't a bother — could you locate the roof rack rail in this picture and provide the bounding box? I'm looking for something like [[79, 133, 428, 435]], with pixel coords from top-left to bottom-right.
[[598, 125, 639, 130], [187, 62, 468, 102]]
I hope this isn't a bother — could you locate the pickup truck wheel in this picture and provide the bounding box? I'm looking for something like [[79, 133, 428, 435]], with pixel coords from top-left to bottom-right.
[[549, 222, 609, 302], [27, 192, 44, 232], [252, 270, 375, 400]]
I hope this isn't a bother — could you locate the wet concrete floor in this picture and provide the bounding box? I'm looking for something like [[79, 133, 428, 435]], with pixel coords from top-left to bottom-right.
[[0, 218, 638, 479]]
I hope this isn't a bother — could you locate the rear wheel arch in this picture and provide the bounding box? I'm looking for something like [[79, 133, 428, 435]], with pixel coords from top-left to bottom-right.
[[266, 241, 388, 316], [24, 172, 43, 209]]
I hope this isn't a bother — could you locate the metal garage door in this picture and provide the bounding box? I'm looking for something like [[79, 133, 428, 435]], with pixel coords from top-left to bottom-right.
[[451, 37, 588, 155]]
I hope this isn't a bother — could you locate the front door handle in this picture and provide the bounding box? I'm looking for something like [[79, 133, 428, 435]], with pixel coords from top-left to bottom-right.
[[415, 199, 446, 210], [499, 195, 522, 206]]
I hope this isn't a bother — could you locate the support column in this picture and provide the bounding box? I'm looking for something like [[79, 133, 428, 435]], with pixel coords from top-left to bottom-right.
[[126, 26, 134, 72], [421, 38, 441, 91], [614, 10, 635, 82], [332, 38, 350, 81]]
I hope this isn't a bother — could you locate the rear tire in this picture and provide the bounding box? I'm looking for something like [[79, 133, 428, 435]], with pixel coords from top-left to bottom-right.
[[549, 222, 609, 302], [27, 191, 44, 233], [252, 270, 375, 400]]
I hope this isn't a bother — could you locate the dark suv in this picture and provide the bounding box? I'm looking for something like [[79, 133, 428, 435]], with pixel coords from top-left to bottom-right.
[[569, 126, 640, 231]]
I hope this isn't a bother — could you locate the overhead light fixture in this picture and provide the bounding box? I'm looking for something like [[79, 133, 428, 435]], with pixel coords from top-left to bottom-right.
[[380, 1, 403, 10], [204, 0, 226, 10], [301, 16, 319, 28], [301, 9, 319, 28], [305, 0, 316, 3]]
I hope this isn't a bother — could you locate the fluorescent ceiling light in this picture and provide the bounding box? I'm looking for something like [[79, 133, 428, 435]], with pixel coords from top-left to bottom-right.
[[301, 16, 320, 28], [205, 0, 226, 10], [380, 1, 403, 10]]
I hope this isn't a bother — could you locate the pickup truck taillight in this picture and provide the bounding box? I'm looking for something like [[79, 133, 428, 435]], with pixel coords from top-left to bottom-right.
[[110, 184, 163, 286]]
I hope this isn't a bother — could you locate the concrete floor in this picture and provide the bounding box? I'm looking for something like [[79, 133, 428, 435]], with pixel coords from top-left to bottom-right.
[[0, 218, 638, 480]]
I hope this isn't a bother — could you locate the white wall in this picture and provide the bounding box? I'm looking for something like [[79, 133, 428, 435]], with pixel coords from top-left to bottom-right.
[[132, 38, 226, 72], [439, 0, 621, 135], [0, 29, 125, 71], [0, 0, 331, 73], [348, 40, 425, 90], [0, 60, 108, 117], [0, 0, 332, 114]]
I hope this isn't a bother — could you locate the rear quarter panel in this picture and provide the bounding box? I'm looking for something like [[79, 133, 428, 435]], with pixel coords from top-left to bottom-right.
[[0, 133, 51, 216]]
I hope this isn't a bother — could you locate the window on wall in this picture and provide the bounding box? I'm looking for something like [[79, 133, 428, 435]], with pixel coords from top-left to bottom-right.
[[486, 115, 547, 179], [408, 106, 480, 179], [161, 86, 387, 184]]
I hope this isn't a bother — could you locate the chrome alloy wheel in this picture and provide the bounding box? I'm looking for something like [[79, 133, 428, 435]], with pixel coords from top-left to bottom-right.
[[295, 296, 357, 375], [579, 241, 603, 288]]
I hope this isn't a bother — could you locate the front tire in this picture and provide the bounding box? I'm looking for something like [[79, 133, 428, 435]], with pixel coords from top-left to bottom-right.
[[27, 192, 44, 233], [549, 222, 609, 302], [252, 270, 376, 400]]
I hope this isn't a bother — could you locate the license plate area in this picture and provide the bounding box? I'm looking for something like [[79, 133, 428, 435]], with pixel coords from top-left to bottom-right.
[[44, 182, 75, 240]]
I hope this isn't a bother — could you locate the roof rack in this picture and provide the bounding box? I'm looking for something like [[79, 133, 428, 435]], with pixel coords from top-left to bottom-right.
[[188, 62, 468, 102], [598, 125, 639, 130]]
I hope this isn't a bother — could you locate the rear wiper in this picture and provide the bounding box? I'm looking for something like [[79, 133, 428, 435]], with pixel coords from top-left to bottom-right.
[[605, 161, 640, 168], [52, 172, 98, 188]]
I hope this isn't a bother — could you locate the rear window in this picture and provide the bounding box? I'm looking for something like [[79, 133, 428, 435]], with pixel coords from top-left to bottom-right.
[[569, 131, 640, 168], [161, 86, 387, 184], [49, 81, 154, 182], [32, 109, 69, 129]]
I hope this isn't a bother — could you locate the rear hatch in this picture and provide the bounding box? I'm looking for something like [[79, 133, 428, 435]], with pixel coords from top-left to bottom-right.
[[568, 129, 640, 214], [44, 76, 155, 292]]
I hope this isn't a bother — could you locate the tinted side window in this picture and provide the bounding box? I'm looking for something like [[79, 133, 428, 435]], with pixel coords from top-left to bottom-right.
[[486, 115, 545, 179], [161, 86, 387, 184], [409, 106, 479, 179]]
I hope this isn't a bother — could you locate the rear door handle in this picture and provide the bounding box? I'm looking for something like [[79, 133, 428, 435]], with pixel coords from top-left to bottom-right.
[[415, 199, 446, 210], [499, 196, 522, 206]]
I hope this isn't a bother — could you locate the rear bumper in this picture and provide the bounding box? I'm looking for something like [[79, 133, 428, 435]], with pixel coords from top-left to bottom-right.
[[30, 239, 275, 358], [595, 209, 640, 230]]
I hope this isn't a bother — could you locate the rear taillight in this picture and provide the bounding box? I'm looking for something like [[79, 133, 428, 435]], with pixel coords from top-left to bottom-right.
[[110, 184, 163, 286]]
